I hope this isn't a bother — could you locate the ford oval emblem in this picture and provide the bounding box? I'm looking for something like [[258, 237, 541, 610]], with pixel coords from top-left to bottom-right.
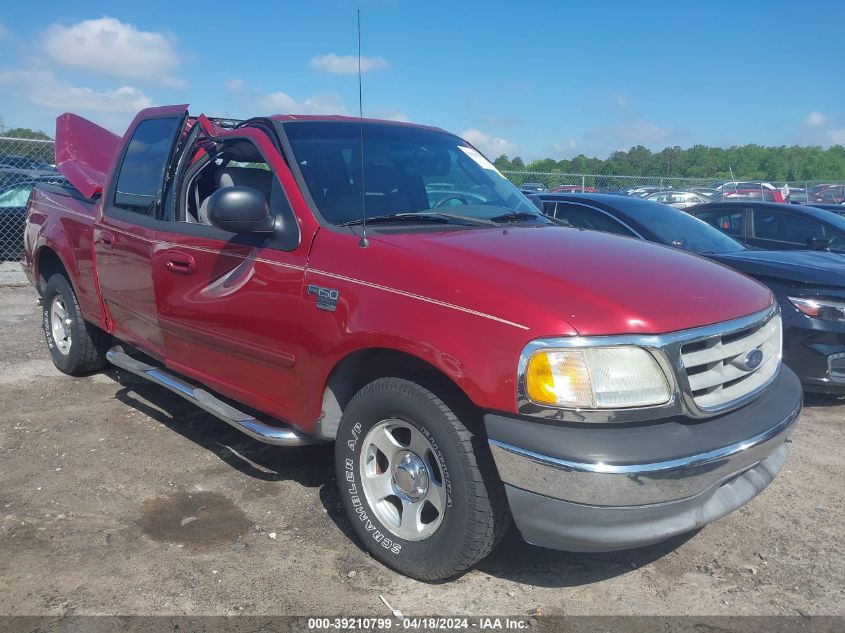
[[744, 349, 764, 370]]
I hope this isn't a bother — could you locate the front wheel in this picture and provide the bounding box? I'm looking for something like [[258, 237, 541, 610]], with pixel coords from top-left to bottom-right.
[[335, 377, 508, 580], [42, 273, 110, 375]]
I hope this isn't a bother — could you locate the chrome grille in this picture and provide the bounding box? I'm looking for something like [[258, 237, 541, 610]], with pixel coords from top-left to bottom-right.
[[680, 312, 782, 411]]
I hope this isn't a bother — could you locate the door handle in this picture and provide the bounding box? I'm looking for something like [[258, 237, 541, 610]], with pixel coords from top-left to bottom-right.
[[164, 251, 196, 274], [100, 230, 115, 250]]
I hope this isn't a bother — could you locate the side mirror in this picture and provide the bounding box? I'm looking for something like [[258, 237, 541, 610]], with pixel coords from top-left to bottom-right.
[[806, 236, 831, 251], [207, 186, 274, 234]]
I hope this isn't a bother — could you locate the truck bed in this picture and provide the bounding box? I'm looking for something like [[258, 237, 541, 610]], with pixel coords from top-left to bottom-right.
[[23, 182, 105, 327]]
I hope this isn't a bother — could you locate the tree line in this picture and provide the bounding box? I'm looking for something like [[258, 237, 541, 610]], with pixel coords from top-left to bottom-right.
[[2, 123, 844, 183], [493, 144, 845, 182], [0, 126, 58, 165]]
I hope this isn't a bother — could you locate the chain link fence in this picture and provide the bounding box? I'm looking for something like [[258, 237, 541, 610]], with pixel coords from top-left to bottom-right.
[[0, 135, 64, 261], [501, 170, 844, 204], [0, 135, 843, 261]]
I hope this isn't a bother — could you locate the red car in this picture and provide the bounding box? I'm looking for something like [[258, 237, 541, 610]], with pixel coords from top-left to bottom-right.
[[21, 106, 801, 580], [719, 188, 786, 203]]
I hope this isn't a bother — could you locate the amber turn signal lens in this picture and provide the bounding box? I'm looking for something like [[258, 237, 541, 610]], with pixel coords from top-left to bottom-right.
[[525, 350, 594, 408]]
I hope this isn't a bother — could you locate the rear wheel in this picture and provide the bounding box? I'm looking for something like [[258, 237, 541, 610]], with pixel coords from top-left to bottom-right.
[[335, 377, 508, 580], [42, 273, 110, 375]]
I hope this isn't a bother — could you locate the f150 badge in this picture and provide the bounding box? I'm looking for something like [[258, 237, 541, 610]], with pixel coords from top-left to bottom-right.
[[307, 284, 340, 312]]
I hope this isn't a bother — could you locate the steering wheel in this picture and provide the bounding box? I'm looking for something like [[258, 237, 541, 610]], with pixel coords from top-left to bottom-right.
[[434, 194, 471, 208]]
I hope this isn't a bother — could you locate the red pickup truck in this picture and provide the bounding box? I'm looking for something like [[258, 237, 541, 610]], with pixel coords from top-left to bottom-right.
[[22, 105, 802, 581]]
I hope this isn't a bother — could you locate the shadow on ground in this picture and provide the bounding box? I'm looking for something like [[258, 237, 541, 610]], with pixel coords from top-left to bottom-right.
[[476, 528, 698, 587], [104, 364, 700, 588], [105, 366, 334, 487]]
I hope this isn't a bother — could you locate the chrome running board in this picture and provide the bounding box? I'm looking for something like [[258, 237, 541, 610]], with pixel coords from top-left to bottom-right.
[[106, 346, 316, 446]]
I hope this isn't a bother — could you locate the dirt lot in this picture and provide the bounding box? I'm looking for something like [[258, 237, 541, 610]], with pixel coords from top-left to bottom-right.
[[1, 265, 843, 617]]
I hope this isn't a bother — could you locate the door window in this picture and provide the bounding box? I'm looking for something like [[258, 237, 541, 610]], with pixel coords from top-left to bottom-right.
[[752, 210, 824, 245], [114, 117, 183, 213], [695, 208, 744, 236]]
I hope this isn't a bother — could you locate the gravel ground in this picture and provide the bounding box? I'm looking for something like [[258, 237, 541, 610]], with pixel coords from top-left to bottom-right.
[[1, 263, 843, 618]]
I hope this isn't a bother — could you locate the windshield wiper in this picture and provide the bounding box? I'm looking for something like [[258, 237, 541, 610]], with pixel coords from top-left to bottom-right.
[[489, 211, 567, 226], [339, 212, 494, 228]]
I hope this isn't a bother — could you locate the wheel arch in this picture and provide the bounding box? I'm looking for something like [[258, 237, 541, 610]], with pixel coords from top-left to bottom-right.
[[34, 245, 71, 293], [316, 347, 481, 440]]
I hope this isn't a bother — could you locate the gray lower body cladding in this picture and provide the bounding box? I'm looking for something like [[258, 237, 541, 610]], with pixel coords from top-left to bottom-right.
[[484, 366, 802, 552]]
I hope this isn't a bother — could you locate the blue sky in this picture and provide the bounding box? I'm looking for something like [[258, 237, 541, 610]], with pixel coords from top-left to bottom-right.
[[1, 0, 843, 161]]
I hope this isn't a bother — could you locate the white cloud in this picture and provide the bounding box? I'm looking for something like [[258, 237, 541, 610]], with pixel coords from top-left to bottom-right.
[[460, 128, 517, 157], [806, 111, 826, 126], [614, 94, 628, 109], [225, 78, 245, 93], [827, 129, 845, 145], [616, 120, 671, 143], [551, 139, 578, 156], [0, 23, 8, 40], [371, 108, 409, 122], [42, 17, 181, 84], [258, 90, 346, 115], [310, 53, 389, 75], [0, 69, 151, 112]]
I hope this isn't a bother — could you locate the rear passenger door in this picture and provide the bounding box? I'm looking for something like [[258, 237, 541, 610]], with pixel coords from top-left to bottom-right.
[[94, 106, 187, 358], [749, 208, 826, 251]]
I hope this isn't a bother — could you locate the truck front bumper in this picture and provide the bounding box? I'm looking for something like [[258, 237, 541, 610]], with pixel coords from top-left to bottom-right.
[[484, 366, 802, 552]]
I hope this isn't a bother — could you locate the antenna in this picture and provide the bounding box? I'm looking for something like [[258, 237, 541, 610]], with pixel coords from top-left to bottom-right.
[[356, 9, 369, 248], [728, 165, 737, 194]]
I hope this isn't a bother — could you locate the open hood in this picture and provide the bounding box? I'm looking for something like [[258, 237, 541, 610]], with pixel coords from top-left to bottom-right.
[[55, 113, 121, 199]]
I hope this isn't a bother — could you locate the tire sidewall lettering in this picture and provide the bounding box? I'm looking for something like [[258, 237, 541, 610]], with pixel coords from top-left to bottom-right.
[[344, 426, 401, 555]]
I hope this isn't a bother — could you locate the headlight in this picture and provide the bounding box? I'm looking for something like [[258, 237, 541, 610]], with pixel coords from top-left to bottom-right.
[[788, 297, 845, 323], [524, 346, 671, 409]]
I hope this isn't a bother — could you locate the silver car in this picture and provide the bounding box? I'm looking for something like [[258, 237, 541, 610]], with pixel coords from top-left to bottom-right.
[[646, 190, 710, 209]]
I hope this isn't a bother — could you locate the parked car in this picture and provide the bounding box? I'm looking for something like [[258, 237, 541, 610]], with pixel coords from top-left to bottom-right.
[[714, 188, 786, 203], [23, 106, 801, 580], [519, 182, 546, 192], [716, 181, 777, 192], [689, 187, 719, 198], [810, 184, 845, 205], [550, 184, 596, 193], [687, 201, 845, 254], [0, 154, 60, 184], [625, 185, 665, 197], [644, 190, 710, 209], [538, 193, 845, 393], [785, 187, 809, 204], [805, 203, 845, 215], [0, 176, 68, 260]]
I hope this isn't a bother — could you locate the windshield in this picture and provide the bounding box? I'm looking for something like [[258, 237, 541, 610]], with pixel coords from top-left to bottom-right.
[[622, 199, 745, 254], [280, 121, 536, 226]]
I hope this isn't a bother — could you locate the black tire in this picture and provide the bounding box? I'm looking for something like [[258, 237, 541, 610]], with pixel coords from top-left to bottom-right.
[[42, 273, 110, 375], [335, 377, 508, 581]]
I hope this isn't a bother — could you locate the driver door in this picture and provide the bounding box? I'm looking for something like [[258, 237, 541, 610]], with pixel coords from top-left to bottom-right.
[[151, 129, 310, 422]]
